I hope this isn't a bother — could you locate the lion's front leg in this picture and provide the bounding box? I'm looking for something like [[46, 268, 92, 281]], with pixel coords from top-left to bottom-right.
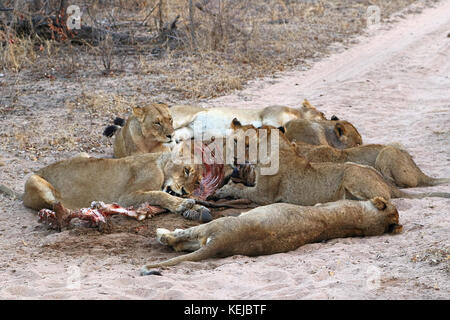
[[119, 190, 194, 213], [119, 191, 212, 222], [214, 181, 245, 199], [214, 181, 262, 203], [23, 174, 60, 210], [156, 227, 203, 252]]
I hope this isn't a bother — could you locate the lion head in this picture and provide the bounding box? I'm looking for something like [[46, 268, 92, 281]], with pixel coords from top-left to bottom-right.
[[132, 103, 174, 143], [162, 161, 202, 197], [284, 119, 362, 149], [161, 142, 202, 197], [227, 118, 292, 184], [331, 121, 362, 149], [300, 99, 326, 120], [229, 118, 294, 158], [370, 197, 403, 234]]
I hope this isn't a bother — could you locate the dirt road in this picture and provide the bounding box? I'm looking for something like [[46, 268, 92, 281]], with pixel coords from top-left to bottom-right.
[[0, 0, 449, 299]]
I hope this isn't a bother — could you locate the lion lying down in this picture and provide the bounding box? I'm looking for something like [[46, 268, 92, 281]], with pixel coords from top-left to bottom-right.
[[169, 99, 327, 144], [141, 197, 402, 271], [283, 118, 363, 149], [23, 150, 214, 222], [103, 100, 326, 158], [215, 124, 450, 205], [294, 143, 450, 188], [103, 102, 174, 158]]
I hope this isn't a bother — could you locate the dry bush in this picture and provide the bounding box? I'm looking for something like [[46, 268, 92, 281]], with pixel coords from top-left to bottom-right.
[[128, 0, 419, 98], [0, 35, 37, 72], [0, 0, 421, 90], [71, 90, 133, 117], [0, 0, 425, 159]]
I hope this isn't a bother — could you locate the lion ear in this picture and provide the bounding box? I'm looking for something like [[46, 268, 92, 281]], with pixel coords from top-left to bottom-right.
[[302, 99, 312, 108], [331, 115, 339, 121], [156, 101, 170, 108], [334, 123, 344, 137], [231, 118, 242, 129], [132, 107, 145, 121], [371, 197, 388, 210]]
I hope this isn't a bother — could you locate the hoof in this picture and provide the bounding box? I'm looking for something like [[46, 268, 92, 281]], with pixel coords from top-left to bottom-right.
[[103, 125, 119, 137], [114, 117, 125, 126], [182, 206, 212, 223], [198, 206, 213, 223]]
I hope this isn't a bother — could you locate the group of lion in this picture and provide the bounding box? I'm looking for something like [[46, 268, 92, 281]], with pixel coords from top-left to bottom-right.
[[5, 100, 448, 273]]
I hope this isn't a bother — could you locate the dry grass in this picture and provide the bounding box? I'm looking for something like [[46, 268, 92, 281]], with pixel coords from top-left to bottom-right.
[[0, 35, 37, 72], [1, 0, 423, 94], [0, 0, 435, 158]]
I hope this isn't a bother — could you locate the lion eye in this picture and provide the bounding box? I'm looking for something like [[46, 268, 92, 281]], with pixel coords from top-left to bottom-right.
[[154, 121, 161, 126], [184, 167, 190, 176]]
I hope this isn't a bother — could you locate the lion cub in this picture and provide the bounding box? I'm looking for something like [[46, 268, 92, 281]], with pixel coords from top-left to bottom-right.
[[103, 102, 174, 158], [141, 197, 402, 270]]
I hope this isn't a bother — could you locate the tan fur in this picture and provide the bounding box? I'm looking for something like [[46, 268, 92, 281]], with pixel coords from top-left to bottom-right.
[[215, 124, 450, 205], [284, 119, 362, 149], [170, 104, 205, 129], [23, 150, 209, 217], [299, 99, 326, 121], [141, 198, 402, 269], [113, 103, 174, 158], [295, 144, 450, 188]]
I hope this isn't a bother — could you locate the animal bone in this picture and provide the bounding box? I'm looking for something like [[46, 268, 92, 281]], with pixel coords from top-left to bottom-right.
[[192, 143, 225, 200], [38, 201, 166, 230]]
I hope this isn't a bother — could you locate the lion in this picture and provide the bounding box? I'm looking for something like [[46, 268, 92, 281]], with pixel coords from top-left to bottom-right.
[[169, 99, 326, 144], [294, 143, 450, 188], [103, 102, 174, 158], [140, 197, 402, 270], [283, 118, 362, 149], [213, 124, 450, 205], [22, 149, 213, 222]]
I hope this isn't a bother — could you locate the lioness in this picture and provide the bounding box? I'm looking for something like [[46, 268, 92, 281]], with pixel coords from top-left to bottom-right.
[[23, 150, 213, 222], [103, 103, 174, 158], [140, 197, 402, 270], [169, 99, 326, 143], [214, 124, 450, 205], [284, 118, 362, 149], [295, 144, 450, 188]]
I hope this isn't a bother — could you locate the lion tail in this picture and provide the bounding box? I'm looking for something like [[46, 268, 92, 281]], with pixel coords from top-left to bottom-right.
[[392, 188, 450, 199], [140, 242, 218, 275], [103, 117, 125, 138], [420, 177, 450, 187]]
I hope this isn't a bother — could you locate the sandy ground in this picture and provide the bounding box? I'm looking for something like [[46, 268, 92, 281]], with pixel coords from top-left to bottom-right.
[[0, 0, 449, 299]]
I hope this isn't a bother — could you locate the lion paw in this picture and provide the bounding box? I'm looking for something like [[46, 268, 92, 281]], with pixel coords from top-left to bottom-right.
[[156, 228, 172, 245], [175, 198, 195, 214]]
